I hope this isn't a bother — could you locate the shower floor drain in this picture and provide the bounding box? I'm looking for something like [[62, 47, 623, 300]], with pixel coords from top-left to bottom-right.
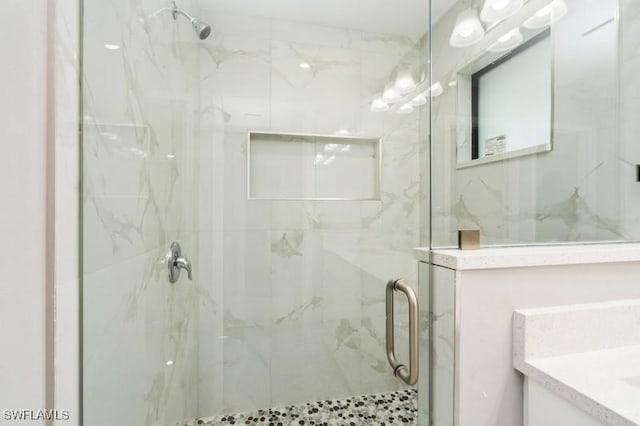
[[180, 389, 418, 426]]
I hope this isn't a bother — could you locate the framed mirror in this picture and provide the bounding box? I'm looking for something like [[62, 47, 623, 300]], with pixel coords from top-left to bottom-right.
[[456, 26, 553, 168]]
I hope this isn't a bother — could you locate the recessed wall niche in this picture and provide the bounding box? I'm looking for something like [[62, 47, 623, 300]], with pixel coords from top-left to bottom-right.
[[248, 132, 381, 200]]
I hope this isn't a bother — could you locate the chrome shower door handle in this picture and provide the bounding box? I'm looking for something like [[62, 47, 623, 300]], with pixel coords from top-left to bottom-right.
[[167, 241, 193, 283], [385, 278, 419, 386]]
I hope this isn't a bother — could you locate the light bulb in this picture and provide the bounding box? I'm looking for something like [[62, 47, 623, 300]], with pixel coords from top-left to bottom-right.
[[395, 69, 417, 94], [428, 82, 443, 97], [523, 0, 568, 29], [460, 28, 474, 38], [450, 8, 485, 48], [382, 82, 402, 103], [396, 103, 414, 114], [536, 3, 554, 16], [370, 95, 389, 112], [492, 0, 510, 10], [480, 0, 524, 23], [410, 93, 427, 106], [488, 28, 523, 52]]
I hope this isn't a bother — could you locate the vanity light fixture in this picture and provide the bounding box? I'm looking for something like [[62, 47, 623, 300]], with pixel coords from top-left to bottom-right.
[[449, 8, 485, 48], [428, 81, 444, 97], [166, 360, 174, 366], [523, 0, 568, 29], [487, 27, 524, 52], [480, 0, 524, 23], [394, 69, 417, 94], [299, 62, 311, 69], [370, 95, 390, 112], [382, 82, 402, 103], [104, 43, 121, 50], [396, 103, 414, 114]]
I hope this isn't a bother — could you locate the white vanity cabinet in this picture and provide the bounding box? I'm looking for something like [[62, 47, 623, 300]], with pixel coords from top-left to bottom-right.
[[524, 379, 605, 426], [416, 244, 640, 426]]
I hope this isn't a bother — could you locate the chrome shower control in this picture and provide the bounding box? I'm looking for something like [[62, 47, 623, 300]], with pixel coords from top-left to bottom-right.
[[167, 242, 193, 283]]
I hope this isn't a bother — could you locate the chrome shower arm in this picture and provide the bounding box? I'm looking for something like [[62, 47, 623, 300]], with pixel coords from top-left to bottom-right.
[[147, 6, 172, 20], [171, 1, 195, 22]]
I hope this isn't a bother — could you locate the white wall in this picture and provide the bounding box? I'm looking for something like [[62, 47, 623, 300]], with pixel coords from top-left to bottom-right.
[[53, 0, 80, 423], [0, 0, 48, 419]]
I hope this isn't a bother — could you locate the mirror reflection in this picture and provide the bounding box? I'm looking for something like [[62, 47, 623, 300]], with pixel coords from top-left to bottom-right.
[[436, 0, 566, 167]]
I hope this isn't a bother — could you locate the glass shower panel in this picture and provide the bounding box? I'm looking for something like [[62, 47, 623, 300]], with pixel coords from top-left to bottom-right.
[[430, 0, 639, 248], [195, 5, 430, 420], [81, 1, 202, 425]]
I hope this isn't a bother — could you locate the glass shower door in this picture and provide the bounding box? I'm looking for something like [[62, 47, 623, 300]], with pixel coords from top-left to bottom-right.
[[194, 3, 430, 422], [81, 1, 202, 424]]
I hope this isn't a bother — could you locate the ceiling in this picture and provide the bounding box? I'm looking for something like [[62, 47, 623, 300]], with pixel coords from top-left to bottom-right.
[[196, 0, 455, 40]]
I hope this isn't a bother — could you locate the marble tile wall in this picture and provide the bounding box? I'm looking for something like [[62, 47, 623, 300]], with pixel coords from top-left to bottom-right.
[[82, 1, 203, 425], [430, 0, 640, 247], [194, 10, 428, 417]]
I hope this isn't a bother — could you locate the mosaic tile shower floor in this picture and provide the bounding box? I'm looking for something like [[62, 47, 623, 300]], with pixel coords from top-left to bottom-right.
[[182, 389, 418, 426]]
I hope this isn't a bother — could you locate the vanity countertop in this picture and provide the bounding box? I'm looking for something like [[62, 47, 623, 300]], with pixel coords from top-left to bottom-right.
[[414, 243, 640, 270], [514, 300, 640, 426], [519, 346, 640, 426]]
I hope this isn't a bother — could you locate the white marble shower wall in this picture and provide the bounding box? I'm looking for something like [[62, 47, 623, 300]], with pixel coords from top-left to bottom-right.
[[194, 11, 429, 417], [82, 0, 203, 425], [430, 0, 640, 247]]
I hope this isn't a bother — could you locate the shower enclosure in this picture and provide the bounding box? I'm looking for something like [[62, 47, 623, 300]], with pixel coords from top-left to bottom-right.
[[81, 0, 640, 424], [82, 0, 431, 424]]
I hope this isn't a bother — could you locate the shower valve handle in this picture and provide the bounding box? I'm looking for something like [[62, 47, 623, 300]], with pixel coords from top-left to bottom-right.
[[167, 242, 193, 283]]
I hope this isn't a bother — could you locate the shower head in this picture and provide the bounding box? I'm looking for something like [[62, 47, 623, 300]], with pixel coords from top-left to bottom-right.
[[191, 19, 211, 40], [170, 1, 211, 40]]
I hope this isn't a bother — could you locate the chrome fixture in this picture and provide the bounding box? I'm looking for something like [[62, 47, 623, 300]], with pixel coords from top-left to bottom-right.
[[167, 242, 193, 283], [170, 1, 211, 40], [385, 278, 419, 386]]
